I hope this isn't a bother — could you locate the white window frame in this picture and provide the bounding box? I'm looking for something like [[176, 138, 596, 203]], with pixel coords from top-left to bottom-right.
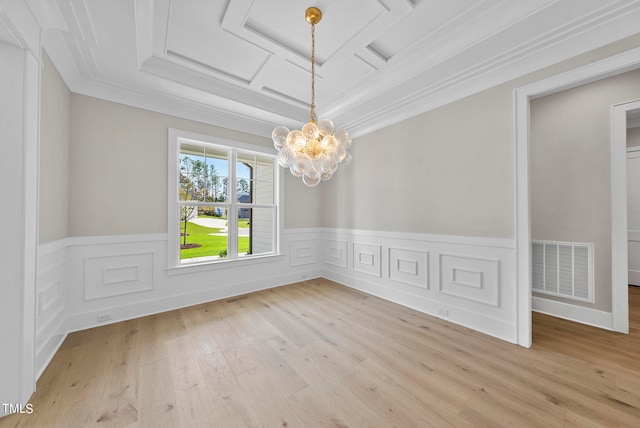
[[167, 128, 282, 272]]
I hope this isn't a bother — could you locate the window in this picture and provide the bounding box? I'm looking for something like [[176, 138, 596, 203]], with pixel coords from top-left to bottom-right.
[[168, 129, 281, 269]]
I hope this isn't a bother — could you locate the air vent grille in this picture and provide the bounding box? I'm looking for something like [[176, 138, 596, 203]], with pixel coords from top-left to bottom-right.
[[532, 240, 593, 302]]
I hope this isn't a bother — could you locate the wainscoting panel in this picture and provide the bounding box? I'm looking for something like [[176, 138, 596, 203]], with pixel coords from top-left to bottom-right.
[[324, 239, 348, 268], [289, 238, 318, 267], [38, 228, 520, 382], [36, 240, 68, 378], [439, 254, 500, 307], [64, 230, 323, 334], [353, 243, 382, 277], [389, 247, 429, 289], [84, 252, 154, 300], [322, 228, 517, 343], [629, 230, 640, 286]]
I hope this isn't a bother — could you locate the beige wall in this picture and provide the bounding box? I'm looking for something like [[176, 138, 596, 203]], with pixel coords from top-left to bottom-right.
[[530, 69, 640, 312], [323, 84, 514, 237], [323, 34, 640, 239], [69, 95, 322, 236], [39, 51, 70, 243], [629, 127, 640, 147]]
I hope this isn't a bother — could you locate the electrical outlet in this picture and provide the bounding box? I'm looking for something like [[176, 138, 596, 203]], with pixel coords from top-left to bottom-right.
[[438, 308, 449, 317], [97, 313, 112, 323]]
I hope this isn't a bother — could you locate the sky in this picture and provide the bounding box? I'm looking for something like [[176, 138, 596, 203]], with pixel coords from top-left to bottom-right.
[[179, 152, 251, 180]]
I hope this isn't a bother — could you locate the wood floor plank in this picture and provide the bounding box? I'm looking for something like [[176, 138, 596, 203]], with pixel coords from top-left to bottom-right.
[[136, 310, 188, 365], [234, 364, 305, 427], [197, 350, 261, 428], [165, 335, 220, 427], [90, 321, 141, 427], [265, 336, 389, 427], [137, 359, 179, 428], [2, 282, 640, 427]]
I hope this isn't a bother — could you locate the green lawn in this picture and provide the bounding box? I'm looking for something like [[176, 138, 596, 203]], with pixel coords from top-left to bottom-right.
[[180, 221, 249, 259], [193, 214, 250, 228]]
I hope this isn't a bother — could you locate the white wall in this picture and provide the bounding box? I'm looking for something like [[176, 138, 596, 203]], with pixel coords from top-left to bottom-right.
[[0, 41, 29, 418], [0, 12, 40, 412]]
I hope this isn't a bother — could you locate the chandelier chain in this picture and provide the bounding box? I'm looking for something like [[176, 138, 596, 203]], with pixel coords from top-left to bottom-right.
[[310, 22, 316, 123]]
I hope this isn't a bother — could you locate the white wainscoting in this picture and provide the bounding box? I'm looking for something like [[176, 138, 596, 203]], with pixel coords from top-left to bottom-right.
[[63, 229, 323, 333], [388, 247, 429, 289], [439, 254, 500, 307], [289, 238, 318, 267], [324, 239, 348, 268], [322, 228, 517, 343], [353, 242, 382, 277], [84, 252, 154, 300], [629, 229, 640, 286], [36, 240, 68, 379]]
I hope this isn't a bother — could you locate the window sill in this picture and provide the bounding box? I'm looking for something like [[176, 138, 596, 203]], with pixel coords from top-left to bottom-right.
[[166, 252, 284, 276]]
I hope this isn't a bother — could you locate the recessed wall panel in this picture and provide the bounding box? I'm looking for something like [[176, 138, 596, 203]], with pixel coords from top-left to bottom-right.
[[290, 239, 318, 267], [353, 243, 381, 277], [389, 247, 428, 288], [439, 254, 499, 307], [325, 239, 348, 268], [84, 252, 154, 300]]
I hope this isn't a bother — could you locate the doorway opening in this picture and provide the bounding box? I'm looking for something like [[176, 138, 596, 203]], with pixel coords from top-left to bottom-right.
[[515, 49, 640, 347]]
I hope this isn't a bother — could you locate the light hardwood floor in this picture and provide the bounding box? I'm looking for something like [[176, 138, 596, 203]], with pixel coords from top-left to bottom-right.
[[2, 279, 639, 427]]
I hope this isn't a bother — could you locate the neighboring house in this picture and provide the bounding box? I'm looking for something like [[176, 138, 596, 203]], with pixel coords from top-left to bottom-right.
[[238, 194, 250, 219]]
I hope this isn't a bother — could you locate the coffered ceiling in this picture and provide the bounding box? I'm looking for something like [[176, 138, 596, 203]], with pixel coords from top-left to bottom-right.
[[26, 0, 640, 137]]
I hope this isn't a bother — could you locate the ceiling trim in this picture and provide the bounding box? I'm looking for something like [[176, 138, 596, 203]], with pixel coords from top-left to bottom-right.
[[35, 0, 640, 139]]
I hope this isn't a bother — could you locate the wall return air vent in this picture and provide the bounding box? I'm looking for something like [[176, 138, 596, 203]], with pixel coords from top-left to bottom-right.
[[532, 240, 594, 303]]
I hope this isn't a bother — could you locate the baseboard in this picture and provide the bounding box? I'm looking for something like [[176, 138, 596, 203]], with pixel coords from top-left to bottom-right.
[[532, 296, 614, 330], [36, 331, 67, 380]]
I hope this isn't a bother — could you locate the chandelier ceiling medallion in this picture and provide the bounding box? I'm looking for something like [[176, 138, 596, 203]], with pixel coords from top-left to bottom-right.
[[272, 7, 352, 187]]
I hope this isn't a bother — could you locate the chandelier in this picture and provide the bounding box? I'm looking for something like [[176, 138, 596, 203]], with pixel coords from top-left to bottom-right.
[[272, 7, 352, 187]]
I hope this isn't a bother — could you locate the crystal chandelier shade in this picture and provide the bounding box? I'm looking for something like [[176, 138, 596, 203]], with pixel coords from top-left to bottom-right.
[[272, 7, 352, 187]]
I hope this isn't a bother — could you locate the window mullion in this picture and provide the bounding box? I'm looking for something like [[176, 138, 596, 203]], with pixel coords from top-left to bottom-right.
[[228, 149, 238, 259]]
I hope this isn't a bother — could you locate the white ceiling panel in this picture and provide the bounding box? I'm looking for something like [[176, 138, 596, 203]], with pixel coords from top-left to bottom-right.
[[368, 0, 480, 61], [32, 0, 640, 137], [166, 0, 270, 83], [245, 0, 386, 65], [263, 60, 312, 106]]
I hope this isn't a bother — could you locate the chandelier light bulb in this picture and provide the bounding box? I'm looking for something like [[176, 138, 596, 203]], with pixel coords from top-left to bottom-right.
[[271, 7, 351, 187]]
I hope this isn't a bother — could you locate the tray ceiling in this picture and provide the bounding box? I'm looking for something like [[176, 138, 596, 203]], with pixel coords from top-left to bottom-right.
[[28, 0, 640, 137]]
